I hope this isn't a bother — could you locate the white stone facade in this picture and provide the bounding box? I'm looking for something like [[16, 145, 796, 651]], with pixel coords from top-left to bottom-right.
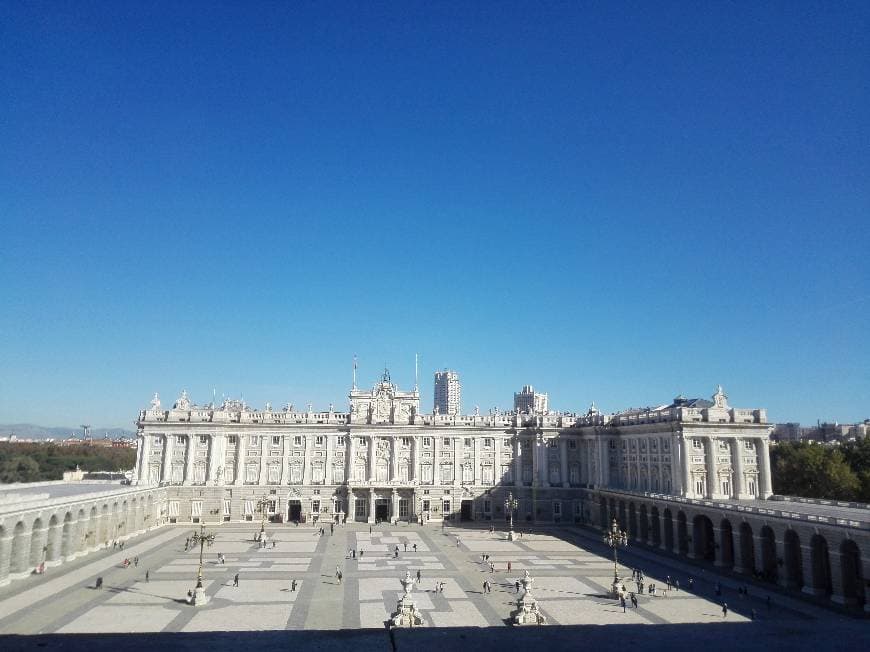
[[135, 382, 773, 524]]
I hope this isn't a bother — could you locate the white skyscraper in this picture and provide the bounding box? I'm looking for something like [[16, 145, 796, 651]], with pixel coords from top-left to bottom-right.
[[514, 384, 549, 414], [434, 370, 461, 415]]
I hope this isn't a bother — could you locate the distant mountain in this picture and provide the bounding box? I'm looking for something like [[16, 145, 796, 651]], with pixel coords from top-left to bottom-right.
[[0, 423, 135, 440]]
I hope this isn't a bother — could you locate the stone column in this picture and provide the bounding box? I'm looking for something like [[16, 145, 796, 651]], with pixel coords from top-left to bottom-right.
[[368, 436, 376, 482], [184, 436, 195, 485], [679, 437, 691, 497], [368, 490, 376, 524], [136, 434, 152, 485], [759, 438, 774, 498], [347, 435, 355, 483], [413, 436, 421, 482], [302, 435, 313, 485], [453, 437, 461, 487], [514, 436, 523, 487], [541, 437, 550, 488], [325, 433, 333, 485], [494, 435, 503, 485], [731, 438, 745, 498], [433, 436, 441, 484], [0, 531, 13, 587], [234, 435, 246, 485], [391, 437, 399, 482], [560, 438, 569, 488], [600, 438, 611, 487], [347, 488, 354, 521], [258, 435, 269, 486], [705, 437, 717, 499], [828, 551, 854, 605], [391, 488, 399, 521], [161, 435, 174, 483], [473, 437, 481, 485], [207, 434, 223, 484]]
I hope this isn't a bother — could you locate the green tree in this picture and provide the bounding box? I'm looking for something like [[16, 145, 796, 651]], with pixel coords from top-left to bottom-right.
[[0, 455, 41, 483], [772, 442, 860, 501]]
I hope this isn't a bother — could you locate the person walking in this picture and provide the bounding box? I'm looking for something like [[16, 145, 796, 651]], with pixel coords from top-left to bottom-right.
[[722, 602, 728, 618], [456, 536, 461, 548], [666, 575, 671, 590], [96, 576, 103, 589], [675, 579, 680, 591], [330, 523, 334, 535], [620, 595, 626, 613], [515, 580, 520, 593], [404, 542, 408, 552], [145, 570, 149, 583], [134, 556, 139, 567], [507, 560, 512, 572], [233, 573, 239, 587], [413, 543, 417, 552], [337, 570, 343, 584], [630, 593, 638, 609], [416, 570, 422, 584]]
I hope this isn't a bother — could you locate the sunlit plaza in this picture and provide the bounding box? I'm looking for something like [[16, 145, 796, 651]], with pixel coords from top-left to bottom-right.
[[0, 522, 849, 635]]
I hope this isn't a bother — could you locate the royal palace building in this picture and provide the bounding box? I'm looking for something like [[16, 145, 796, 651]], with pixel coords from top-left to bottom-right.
[[133, 372, 773, 527]]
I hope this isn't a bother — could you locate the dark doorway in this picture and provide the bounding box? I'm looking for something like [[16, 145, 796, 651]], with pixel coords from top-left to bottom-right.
[[461, 500, 473, 521], [375, 501, 390, 523], [288, 501, 301, 522]]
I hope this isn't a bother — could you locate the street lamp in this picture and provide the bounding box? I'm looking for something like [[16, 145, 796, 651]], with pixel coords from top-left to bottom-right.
[[603, 518, 628, 598], [504, 492, 519, 541], [189, 522, 216, 606]]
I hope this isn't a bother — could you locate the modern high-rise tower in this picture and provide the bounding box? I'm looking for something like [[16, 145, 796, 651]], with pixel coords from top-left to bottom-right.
[[514, 385, 549, 414], [433, 370, 461, 415]]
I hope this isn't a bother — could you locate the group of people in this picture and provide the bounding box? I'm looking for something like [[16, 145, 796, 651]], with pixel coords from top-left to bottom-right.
[[120, 556, 139, 568]]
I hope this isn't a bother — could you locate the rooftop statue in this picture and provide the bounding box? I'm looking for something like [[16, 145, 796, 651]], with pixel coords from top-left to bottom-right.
[[150, 393, 161, 410]]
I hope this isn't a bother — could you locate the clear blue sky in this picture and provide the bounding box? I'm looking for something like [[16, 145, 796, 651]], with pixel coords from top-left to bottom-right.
[[1, 2, 868, 429]]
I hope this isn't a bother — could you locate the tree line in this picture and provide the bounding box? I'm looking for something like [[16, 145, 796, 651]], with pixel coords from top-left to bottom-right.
[[0, 443, 136, 484], [771, 438, 870, 503]]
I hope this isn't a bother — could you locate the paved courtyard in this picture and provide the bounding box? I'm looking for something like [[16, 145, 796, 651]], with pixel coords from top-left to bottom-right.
[[0, 522, 851, 634]]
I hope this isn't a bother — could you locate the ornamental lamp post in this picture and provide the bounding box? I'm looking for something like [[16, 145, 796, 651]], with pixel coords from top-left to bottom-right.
[[603, 518, 628, 598], [504, 492, 519, 541], [255, 495, 270, 540], [189, 522, 216, 605]]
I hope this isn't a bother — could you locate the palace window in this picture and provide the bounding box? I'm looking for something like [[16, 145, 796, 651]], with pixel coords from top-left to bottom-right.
[[693, 439, 703, 450], [199, 435, 208, 445], [223, 499, 231, 522], [464, 438, 472, 448], [401, 437, 412, 447], [744, 440, 754, 450], [422, 437, 431, 447], [609, 440, 616, 450], [191, 501, 202, 523], [228, 435, 237, 445], [175, 435, 185, 445], [747, 479, 757, 496], [568, 440, 577, 449], [443, 438, 451, 446], [359, 437, 366, 446], [504, 438, 511, 447], [721, 479, 731, 496], [337, 436, 345, 446], [272, 436, 281, 446], [312, 500, 320, 513], [548, 439, 558, 448], [315, 436, 324, 446], [249, 436, 260, 447], [695, 479, 705, 495], [484, 438, 492, 448]]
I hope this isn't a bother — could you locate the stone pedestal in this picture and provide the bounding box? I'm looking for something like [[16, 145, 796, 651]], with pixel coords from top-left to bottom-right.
[[511, 570, 547, 626], [609, 576, 626, 599], [390, 571, 425, 628], [391, 595, 425, 627], [507, 530, 516, 541], [190, 585, 209, 606]]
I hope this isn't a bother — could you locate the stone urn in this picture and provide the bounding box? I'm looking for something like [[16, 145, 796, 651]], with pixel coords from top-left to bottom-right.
[[511, 570, 547, 625]]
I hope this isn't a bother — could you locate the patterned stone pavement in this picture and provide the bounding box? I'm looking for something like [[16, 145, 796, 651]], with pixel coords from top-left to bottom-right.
[[0, 522, 848, 634]]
